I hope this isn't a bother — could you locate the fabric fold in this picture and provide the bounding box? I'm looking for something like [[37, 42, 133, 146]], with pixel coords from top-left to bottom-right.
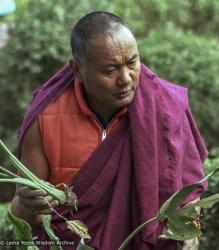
[[20, 64, 208, 250]]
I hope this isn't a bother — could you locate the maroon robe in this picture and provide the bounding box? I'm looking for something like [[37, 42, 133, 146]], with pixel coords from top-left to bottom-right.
[[19, 64, 208, 250]]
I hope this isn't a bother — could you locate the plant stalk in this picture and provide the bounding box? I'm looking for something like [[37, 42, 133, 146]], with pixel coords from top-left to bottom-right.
[[0, 165, 20, 178], [118, 216, 158, 250]]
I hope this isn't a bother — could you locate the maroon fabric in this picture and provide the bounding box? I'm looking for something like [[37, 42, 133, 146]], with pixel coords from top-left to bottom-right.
[[18, 64, 74, 158], [20, 64, 208, 250]]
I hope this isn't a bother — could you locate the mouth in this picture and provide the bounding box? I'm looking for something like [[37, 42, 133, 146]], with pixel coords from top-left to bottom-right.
[[113, 88, 133, 99]]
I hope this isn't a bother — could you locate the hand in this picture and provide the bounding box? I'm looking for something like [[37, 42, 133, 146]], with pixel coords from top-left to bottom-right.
[[17, 186, 59, 215]]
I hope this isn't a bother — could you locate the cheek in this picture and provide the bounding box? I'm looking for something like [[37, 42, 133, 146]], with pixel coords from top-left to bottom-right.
[[134, 63, 141, 78], [95, 76, 116, 92], [84, 78, 114, 97]]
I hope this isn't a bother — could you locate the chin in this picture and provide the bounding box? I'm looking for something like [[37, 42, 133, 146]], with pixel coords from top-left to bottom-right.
[[116, 95, 134, 108]]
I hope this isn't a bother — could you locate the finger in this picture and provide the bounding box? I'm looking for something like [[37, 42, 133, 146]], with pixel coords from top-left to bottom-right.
[[42, 196, 59, 208], [20, 195, 53, 208], [31, 200, 59, 215], [50, 199, 59, 208], [40, 196, 59, 208], [33, 208, 53, 215], [20, 196, 59, 213], [17, 187, 46, 198]]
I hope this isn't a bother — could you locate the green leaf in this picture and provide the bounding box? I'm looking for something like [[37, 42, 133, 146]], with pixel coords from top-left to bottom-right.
[[160, 203, 201, 240], [66, 220, 91, 240], [118, 167, 219, 247], [7, 210, 39, 250], [158, 167, 219, 221], [41, 215, 63, 250], [162, 194, 219, 241], [7, 210, 32, 240], [158, 168, 219, 241], [160, 193, 219, 241], [196, 193, 219, 209]]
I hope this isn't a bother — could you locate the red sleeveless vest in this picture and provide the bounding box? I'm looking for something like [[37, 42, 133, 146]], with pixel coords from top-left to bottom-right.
[[39, 79, 127, 185]]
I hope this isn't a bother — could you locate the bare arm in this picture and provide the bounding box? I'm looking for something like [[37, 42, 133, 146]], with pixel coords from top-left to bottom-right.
[[10, 119, 58, 228]]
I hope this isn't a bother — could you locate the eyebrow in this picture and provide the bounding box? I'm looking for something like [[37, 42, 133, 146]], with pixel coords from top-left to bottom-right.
[[128, 54, 139, 61], [102, 53, 139, 68]]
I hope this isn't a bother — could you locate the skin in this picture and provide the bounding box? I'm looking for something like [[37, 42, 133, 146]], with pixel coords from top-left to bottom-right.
[[10, 25, 141, 228], [11, 120, 58, 227], [70, 25, 141, 121]]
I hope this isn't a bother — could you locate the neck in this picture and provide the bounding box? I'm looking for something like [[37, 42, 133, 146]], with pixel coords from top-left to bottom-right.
[[82, 87, 119, 122], [87, 99, 118, 122]]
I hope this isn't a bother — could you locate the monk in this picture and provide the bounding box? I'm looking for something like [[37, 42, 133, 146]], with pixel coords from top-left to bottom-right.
[[11, 11, 207, 250]]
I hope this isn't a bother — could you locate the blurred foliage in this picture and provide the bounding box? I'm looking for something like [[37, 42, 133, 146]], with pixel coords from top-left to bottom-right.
[[114, 0, 219, 37], [0, 0, 30, 23], [0, 1, 218, 248], [138, 25, 219, 149], [0, 0, 218, 155], [0, 203, 15, 249], [0, 0, 218, 198], [199, 157, 219, 249]]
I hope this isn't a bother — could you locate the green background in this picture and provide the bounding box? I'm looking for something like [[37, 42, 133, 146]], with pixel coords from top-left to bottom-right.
[[0, 0, 218, 249]]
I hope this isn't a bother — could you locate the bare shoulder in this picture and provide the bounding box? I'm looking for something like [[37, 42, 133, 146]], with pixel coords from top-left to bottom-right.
[[20, 119, 49, 180]]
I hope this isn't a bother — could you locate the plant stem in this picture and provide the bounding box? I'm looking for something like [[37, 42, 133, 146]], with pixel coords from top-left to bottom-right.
[[0, 177, 41, 190], [117, 216, 158, 250], [0, 173, 9, 177], [0, 139, 37, 181], [43, 197, 67, 222], [0, 140, 66, 204], [0, 165, 20, 178]]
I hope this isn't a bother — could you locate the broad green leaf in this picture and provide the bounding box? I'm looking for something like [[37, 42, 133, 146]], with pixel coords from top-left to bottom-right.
[[7, 210, 32, 240], [41, 215, 63, 250], [160, 202, 201, 240], [76, 238, 94, 250], [160, 194, 219, 240], [158, 167, 219, 221], [66, 220, 91, 240], [159, 171, 219, 240], [7, 210, 39, 250], [196, 193, 219, 209], [119, 167, 219, 248]]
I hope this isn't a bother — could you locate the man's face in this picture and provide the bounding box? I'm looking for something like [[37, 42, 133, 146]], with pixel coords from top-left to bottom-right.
[[73, 26, 141, 117]]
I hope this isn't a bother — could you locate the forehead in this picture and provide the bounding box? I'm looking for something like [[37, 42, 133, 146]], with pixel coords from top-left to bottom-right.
[[87, 27, 138, 64]]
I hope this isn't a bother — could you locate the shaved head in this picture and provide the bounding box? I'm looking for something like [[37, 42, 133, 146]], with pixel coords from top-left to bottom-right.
[[70, 11, 132, 63]]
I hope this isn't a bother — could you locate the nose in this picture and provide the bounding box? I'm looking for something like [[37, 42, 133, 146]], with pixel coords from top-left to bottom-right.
[[117, 68, 132, 87]]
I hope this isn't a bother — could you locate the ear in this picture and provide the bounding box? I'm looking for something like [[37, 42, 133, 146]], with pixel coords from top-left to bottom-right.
[[69, 58, 83, 81]]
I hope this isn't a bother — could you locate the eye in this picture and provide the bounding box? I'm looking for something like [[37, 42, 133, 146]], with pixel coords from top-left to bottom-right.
[[128, 60, 136, 66], [127, 60, 137, 68], [103, 68, 116, 75], [105, 69, 114, 73]]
